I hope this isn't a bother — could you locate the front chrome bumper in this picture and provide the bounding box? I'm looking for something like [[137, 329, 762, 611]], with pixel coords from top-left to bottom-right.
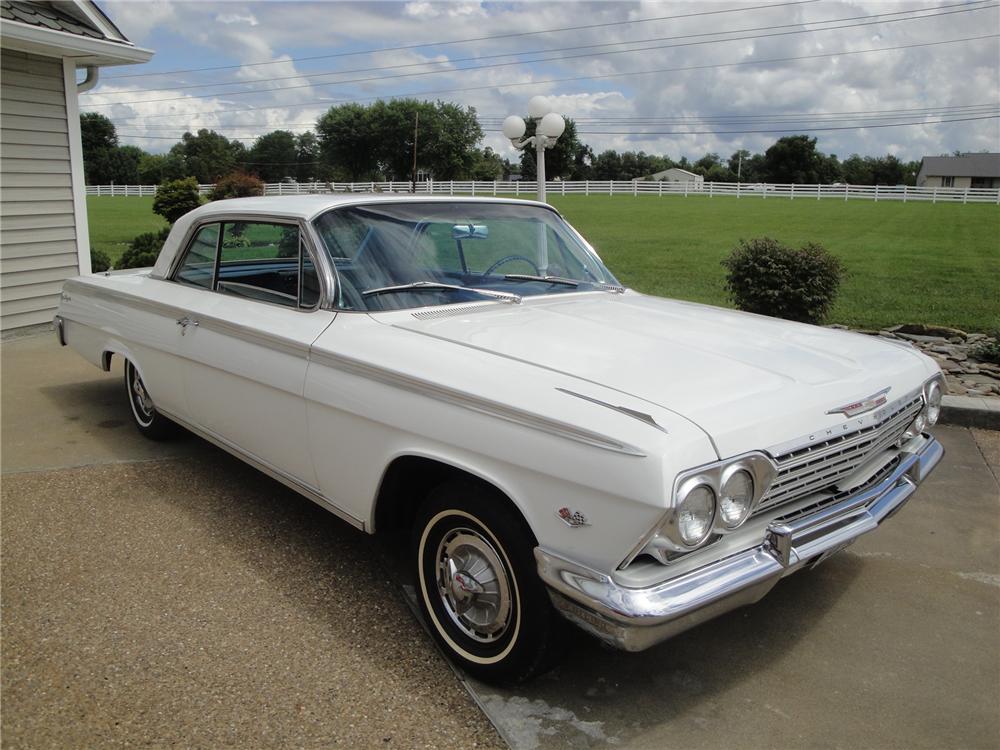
[[535, 435, 944, 652]]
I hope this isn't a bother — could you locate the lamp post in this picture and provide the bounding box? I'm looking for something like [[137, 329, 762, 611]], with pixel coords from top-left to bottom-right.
[[502, 96, 566, 203]]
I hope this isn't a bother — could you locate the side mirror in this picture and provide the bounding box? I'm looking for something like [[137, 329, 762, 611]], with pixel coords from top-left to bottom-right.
[[452, 224, 489, 240]]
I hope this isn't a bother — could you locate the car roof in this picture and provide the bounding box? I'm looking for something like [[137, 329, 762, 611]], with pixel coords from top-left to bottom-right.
[[149, 193, 556, 280], [186, 193, 553, 222]]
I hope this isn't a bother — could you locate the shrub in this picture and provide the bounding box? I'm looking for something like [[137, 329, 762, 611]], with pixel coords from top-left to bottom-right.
[[153, 177, 202, 224], [90, 248, 111, 273], [117, 227, 171, 270], [721, 237, 844, 325], [209, 171, 265, 201]]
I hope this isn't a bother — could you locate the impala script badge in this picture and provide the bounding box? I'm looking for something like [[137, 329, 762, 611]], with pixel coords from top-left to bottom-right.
[[826, 387, 891, 418], [557, 507, 590, 528]]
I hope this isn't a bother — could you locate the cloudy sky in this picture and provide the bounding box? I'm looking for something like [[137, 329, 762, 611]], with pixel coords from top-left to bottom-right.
[[87, 0, 1000, 162]]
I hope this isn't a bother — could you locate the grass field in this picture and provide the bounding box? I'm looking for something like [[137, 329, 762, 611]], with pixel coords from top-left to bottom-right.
[[87, 195, 1000, 332], [87, 196, 167, 265]]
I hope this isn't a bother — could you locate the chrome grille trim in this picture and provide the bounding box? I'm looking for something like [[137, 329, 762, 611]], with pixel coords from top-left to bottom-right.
[[755, 392, 923, 515]]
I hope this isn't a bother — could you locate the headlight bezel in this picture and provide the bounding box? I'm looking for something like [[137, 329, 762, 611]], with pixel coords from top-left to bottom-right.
[[625, 452, 777, 565], [904, 374, 947, 440]]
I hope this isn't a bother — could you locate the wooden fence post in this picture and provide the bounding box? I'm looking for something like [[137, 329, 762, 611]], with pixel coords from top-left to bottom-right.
[[875, 184, 879, 202]]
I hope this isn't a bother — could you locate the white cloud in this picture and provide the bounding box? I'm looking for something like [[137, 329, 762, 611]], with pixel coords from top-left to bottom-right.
[[216, 12, 259, 26], [92, 0, 1000, 161]]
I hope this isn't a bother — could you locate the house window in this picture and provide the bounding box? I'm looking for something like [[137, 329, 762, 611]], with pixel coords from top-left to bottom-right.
[[941, 176, 955, 187], [971, 177, 999, 188]]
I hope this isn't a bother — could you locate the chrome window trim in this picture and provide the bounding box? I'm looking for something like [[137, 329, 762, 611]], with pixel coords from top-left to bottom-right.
[[166, 214, 337, 312], [308, 201, 621, 313]]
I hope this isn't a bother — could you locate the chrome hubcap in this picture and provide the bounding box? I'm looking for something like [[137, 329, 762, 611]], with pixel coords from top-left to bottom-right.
[[436, 528, 512, 642], [130, 367, 153, 418]]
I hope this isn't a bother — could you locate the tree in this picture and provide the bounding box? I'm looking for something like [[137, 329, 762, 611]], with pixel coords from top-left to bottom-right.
[[80, 112, 117, 160], [138, 153, 167, 184], [247, 130, 298, 182], [153, 177, 202, 224], [80, 112, 132, 184], [167, 129, 248, 184], [316, 102, 380, 180], [316, 99, 483, 181], [762, 135, 826, 184], [295, 131, 321, 182], [470, 147, 505, 180]]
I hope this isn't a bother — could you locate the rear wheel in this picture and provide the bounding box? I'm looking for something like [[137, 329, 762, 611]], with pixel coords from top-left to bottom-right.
[[124, 360, 174, 440], [412, 480, 561, 684]]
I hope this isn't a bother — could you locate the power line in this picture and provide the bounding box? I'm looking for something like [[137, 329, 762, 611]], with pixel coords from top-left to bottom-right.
[[106, 102, 1000, 132], [116, 107, 1000, 140], [89, 0, 990, 98], [115, 114, 999, 146], [101, 0, 822, 80], [570, 115, 1000, 135], [100, 34, 1000, 122], [86, 3, 998, 109]]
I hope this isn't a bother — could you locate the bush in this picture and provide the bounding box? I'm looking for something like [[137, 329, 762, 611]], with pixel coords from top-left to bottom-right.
[[117, 227, 171, 270], [153, 177, 202, 224], [90, 248, 111, 273], [722, 237, 844, 324], [209, 171, 265, 201]]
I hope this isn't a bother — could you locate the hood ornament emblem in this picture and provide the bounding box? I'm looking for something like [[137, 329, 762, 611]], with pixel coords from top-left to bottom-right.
[[826, 387, 891, 418]]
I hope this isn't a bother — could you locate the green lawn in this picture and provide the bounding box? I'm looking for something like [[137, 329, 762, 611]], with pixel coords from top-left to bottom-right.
[[87, 196, 167, 265], [87, 195, 1000, 332], [550, 196, 1000, 332]]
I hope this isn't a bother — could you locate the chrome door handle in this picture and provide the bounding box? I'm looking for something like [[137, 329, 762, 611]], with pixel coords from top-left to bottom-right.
[[176, 317, 199, 334]]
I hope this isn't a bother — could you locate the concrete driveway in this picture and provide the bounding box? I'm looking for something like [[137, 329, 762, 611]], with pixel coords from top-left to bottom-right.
[[2, 330, 998, 749]]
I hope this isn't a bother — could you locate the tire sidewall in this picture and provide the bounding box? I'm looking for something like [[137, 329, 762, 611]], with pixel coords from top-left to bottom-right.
[[417, 507, 523, 666], [124, 360, 172, 440], [412, 481, 557, 683]]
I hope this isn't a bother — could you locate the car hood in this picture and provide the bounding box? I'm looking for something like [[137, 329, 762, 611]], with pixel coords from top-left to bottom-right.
[[384, 292, 936, 457]]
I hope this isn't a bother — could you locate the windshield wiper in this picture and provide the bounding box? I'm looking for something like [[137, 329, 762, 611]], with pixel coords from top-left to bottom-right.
[[504, 274, 625, 293], [362, 281, 521, 304], [503, 274, 579, 287]]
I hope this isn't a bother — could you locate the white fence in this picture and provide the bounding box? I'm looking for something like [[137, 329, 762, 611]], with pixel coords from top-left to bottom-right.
[[87, 180, 1000, 204]]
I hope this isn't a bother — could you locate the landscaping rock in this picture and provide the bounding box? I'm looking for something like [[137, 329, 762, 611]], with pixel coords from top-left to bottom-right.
[[850, 325, 999, 404]]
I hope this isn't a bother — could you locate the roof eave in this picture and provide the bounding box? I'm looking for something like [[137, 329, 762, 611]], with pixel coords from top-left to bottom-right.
[[0, 19, 153, 66]]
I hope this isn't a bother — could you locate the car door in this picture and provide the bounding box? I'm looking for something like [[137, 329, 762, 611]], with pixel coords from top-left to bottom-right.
[[169, 217, 335, 489]]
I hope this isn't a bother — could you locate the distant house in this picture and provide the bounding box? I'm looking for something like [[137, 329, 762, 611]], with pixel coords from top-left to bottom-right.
[[643, 167, 704, 184], [0, 1, 152, 331], [915, 153, 1000, 189]]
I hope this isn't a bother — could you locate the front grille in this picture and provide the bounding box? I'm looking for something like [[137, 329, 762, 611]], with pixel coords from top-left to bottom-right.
[[755, 394, 923, 516]]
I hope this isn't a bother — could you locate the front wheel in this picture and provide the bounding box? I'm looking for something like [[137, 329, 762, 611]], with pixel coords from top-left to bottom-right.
[[412, 480, 561, 684], [124, 360, 174, 440]]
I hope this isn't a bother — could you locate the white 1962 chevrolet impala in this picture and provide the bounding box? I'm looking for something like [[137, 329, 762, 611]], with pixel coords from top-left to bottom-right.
[[55, 195, 944, 683]]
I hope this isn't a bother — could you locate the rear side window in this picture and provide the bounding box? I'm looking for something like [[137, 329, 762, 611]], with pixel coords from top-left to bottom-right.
[[173, 220, 320, 309], [174, 224, 220, 289]]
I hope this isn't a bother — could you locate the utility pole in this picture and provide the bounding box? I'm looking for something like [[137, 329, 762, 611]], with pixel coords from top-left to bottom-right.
[[738, 152, 743, 183], [411, 111, 419, 193]]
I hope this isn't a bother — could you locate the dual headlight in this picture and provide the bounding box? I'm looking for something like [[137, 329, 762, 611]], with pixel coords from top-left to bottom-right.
[[629, 454, 777, 565], [903, 376, 945, 440]]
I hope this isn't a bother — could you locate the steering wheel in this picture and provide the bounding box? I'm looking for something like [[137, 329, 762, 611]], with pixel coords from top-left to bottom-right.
[[482, 255, 541, 276]]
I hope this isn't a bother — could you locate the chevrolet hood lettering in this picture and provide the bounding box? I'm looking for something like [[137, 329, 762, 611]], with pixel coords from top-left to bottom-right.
[[825, 387, 892, 417]]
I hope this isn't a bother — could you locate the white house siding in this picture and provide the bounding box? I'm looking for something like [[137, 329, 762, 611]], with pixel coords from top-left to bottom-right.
[[920, 176, 973, 189], [0, 49, 80, 330]]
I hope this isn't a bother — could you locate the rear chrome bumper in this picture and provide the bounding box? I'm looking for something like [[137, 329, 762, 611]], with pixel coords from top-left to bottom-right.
[[536, 434, 944, 652]]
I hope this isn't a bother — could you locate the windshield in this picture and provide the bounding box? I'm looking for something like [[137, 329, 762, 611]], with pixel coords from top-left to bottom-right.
[[312, 202, 621, 311]]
